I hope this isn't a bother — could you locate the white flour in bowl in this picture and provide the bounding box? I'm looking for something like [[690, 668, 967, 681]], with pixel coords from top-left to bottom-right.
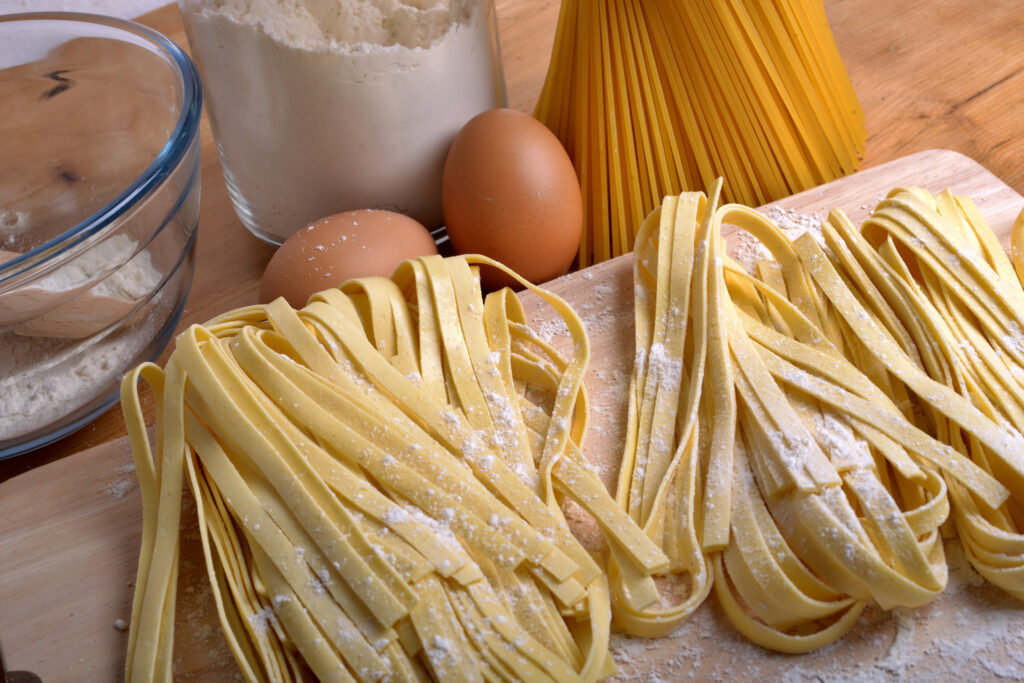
[[182, 0, 505, 243], [0, 328, 146, 441], [0, 238, 162, 443]]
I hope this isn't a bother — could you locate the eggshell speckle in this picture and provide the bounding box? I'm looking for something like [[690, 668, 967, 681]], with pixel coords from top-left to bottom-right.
[[259, 209, 437, 307], [442, 108, 582, 290]]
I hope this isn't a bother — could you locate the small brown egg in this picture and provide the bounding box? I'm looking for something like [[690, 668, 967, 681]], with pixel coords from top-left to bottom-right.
[[259, 209, 437, 307], [442, 108, 582, 290]]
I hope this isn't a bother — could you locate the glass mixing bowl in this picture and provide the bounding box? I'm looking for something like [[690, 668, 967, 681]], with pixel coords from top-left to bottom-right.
[[0, 13, 202, 458]]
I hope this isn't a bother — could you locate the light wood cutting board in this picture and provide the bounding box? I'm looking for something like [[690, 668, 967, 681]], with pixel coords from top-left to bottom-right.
[[3, 150, 1024, 681]]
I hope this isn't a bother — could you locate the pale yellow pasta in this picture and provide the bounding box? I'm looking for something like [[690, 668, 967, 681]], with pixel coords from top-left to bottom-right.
[[122, 181, 1024, 669], [121, 254, 667, 682], [817, 189, 1024, 599], [616, 185, 1010, 653]]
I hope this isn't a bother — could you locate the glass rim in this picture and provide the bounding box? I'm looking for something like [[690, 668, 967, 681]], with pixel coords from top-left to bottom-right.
[[0, 11, 203, 283]]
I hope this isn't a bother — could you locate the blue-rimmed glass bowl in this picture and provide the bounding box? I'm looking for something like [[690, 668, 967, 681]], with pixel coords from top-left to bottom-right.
[[0, 12, 201, 459]]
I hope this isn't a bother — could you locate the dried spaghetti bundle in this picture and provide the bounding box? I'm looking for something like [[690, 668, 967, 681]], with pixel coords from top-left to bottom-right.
[[535, 0, 866, 267], [120, 254, 667, 682]]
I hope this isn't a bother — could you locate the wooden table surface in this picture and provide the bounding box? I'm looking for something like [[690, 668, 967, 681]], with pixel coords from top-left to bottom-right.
[[2, 0, 1023, 481]]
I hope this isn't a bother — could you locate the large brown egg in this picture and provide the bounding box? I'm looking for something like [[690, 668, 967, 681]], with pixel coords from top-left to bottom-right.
[[259, 209, 437, 307], [442, 108, 582, 289]]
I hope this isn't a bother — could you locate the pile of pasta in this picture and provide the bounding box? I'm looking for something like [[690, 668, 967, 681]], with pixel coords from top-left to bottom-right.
[[121, 185, 1024, 677], [617, 182, 1024, 652], [120, 255, 669, 682], [535, 0, 866, 267]]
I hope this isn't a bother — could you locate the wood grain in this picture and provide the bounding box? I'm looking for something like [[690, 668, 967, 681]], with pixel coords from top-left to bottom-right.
[[3, 150, 1024, 681], [4, 0, 1024, 480], [830, 1, 1024, 194]]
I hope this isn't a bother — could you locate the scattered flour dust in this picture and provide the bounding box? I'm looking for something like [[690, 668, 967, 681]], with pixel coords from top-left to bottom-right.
[[729, 194, 891, 275], [100, 463, 138, 500], [761, 203, 827, 243], [605, 537, 1024, 681]]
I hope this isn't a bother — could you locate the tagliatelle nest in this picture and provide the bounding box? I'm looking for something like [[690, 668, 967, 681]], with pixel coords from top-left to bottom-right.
[[617, 182, 1024, 652], [121, 254, 666, 682]]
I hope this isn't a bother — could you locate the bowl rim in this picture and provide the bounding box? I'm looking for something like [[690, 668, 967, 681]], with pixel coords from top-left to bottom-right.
[[0, 11, 203, 281]]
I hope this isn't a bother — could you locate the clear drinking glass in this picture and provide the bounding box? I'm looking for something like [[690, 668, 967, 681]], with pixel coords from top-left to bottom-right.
[[177, 0, 507, 245]]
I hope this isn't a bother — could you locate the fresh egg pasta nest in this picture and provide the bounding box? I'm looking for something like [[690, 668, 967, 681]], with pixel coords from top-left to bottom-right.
[[120, 254, 667, 682], [615, 181, 1024, 652]]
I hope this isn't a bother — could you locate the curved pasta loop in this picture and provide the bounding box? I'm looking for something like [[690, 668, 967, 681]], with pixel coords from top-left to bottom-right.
[[121, 361, 182, 682], [712, 441, 867, 654], [1011, 207, 1024, 288], [122, 254, 668, 682]]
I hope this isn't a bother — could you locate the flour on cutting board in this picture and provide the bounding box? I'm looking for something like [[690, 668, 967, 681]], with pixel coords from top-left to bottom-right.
[[100, 463, 138, 500], [601, 537, 1024, 681]]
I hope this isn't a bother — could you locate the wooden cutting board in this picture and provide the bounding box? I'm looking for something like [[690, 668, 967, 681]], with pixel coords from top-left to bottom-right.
[[3, 149, 1024, 681]]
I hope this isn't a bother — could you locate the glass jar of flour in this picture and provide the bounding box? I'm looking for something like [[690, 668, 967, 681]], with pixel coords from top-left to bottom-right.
[[178, 0, 507, 244]]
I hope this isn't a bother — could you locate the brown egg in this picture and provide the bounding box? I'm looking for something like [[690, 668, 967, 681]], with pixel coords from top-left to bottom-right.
[[442, 108, 582, 290], [259, 209, 438, 307]]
